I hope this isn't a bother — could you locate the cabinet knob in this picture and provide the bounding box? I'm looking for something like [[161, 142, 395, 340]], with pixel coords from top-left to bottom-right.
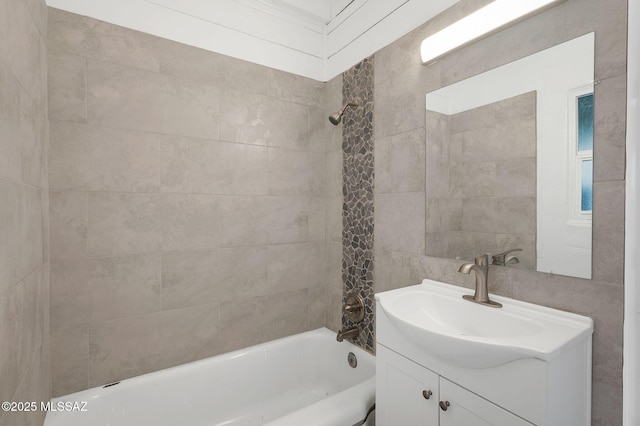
[[439, 401, 450, 411], [422, 390, 432, 400]]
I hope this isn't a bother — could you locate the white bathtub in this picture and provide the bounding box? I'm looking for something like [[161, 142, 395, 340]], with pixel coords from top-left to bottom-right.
[[44, 328, 375, 426]]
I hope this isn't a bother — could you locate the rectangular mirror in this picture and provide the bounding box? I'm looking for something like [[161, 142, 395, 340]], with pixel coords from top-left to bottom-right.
[[425, 33, 595, 279]]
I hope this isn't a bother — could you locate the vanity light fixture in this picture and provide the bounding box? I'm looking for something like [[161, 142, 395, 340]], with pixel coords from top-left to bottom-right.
[[420, 0, 563, 65]]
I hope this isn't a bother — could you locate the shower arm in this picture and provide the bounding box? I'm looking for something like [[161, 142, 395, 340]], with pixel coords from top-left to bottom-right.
[[339, 100, 359, 115], [329, 99, 360, 125]]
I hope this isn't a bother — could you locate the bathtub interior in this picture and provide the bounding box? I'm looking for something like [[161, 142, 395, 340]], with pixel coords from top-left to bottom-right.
[[44, 328, 375, 426]]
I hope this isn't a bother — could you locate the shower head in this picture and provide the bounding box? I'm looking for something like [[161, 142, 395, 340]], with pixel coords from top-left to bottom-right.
[[329, 99, 360, 125], [328, 112, 343, 126]]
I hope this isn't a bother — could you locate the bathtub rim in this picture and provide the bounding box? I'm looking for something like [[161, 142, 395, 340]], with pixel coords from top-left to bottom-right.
[[48, 326, 375, 402]]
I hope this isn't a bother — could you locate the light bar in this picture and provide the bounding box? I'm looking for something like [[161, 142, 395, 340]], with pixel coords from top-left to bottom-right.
[[420, 0, 563, 64]]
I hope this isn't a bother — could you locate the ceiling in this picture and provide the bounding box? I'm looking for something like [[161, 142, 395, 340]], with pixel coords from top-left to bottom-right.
[[265, 0, 352, 23], [46, 0, 459, 81]]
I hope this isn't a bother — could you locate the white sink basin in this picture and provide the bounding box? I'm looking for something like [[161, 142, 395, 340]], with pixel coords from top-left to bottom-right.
[[375, 280, 593, 369]]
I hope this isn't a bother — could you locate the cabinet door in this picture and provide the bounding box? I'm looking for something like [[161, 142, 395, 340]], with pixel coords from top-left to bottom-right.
[[376, 345, 439, 425], [438, 378, 534, 426]]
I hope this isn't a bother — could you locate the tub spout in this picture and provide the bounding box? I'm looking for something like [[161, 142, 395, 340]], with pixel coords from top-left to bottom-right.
[[337, 326, 359, 342]]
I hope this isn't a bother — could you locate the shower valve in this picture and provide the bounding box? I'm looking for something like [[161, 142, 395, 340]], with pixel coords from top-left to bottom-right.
[[344, 293, 365, 323]]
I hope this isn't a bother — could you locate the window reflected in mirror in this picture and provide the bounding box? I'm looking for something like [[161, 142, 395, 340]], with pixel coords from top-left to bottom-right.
[[577, 93, 593, 214]]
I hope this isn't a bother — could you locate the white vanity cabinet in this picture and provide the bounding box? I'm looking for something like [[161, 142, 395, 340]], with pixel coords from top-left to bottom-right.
[[375, 280, 594, 426], [438, 376, 532, 426], [376, 345, 439, 424], [377, 345, 533, 426]]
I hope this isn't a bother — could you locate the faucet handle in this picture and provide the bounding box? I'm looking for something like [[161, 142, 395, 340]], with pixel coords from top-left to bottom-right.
[[491, 249, 523, 266], [344, 293, 365, 323]]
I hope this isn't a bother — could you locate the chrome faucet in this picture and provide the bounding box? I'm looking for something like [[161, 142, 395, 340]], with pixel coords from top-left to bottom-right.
[[458, 254, 502, 308]]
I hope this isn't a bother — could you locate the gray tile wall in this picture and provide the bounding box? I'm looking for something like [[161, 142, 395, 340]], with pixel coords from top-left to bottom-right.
[[47, 8, 338, 396], [373, 0, 626, 424], [424, 92, 537, 268], [325, 77, 345, 334], [0, 0, 51, 425]]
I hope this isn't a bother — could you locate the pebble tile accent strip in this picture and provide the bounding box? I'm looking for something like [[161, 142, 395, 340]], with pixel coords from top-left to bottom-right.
[[341, 56, 375, 352]]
